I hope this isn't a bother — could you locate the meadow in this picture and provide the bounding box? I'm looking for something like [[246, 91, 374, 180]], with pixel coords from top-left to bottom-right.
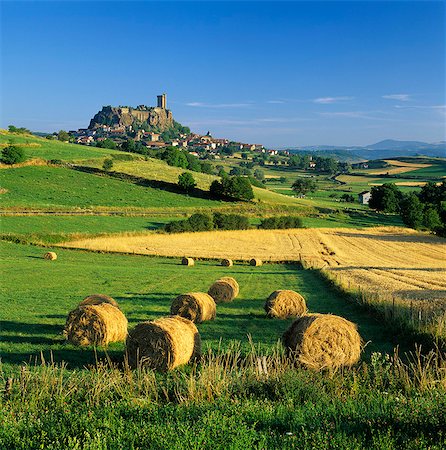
[[0, 166, 220, 209], [0, 132, 123, 161], [1, 241, 445, 449]]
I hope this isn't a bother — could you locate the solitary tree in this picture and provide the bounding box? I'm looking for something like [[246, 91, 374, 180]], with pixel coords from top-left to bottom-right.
[[57, 130, 70, 142], [291, 178, 317, 195], [178, 172, 196, 193]]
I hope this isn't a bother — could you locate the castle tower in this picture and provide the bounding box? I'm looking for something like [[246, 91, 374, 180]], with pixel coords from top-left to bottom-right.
[[157, 93, 166, 109]]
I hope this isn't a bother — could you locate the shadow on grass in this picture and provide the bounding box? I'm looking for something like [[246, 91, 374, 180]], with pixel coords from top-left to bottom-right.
[[72, 166, 220, 201], [1, 320, 61, 335]]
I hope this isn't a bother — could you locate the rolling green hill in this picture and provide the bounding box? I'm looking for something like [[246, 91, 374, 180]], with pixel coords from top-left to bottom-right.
[[0, 130, 123, 161], [0, 166, 221, 209]]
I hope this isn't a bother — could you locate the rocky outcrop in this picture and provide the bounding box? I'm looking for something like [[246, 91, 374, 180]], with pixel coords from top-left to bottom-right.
[[89, 105, 174, 131]]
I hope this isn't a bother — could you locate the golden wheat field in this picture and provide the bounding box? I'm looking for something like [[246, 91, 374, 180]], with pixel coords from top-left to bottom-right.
[[368, 159, 432, 175]]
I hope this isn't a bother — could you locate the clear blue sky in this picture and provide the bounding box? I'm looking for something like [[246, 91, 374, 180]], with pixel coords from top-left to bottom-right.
[[1, 1, 445, 147]]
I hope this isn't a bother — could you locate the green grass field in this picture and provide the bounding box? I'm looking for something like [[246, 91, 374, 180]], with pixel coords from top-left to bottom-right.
[[0, 132, 123, 161], [1, 241, 445, 449], [0, 166, 221, 209], [0, 241, 400, 371]]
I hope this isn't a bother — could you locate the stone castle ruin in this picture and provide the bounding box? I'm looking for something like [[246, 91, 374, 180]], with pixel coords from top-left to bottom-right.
[[88, 94, 173, 131]]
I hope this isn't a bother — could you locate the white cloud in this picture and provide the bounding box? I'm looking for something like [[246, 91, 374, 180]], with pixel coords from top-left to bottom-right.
[[185, 102, 251, 108], [313, 96, 354, 104], [382, 94, 411, 101], [267, 100, 285, 104], [318, 111, 396, 121]]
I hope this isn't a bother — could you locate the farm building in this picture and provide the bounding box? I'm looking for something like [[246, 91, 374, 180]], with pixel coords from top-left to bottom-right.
[[358, 191, 371, 204]]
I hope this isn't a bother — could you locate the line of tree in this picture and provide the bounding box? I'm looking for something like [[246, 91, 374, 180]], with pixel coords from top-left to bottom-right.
[[288, 154, 350, 175], [369, 182, 446, 234]]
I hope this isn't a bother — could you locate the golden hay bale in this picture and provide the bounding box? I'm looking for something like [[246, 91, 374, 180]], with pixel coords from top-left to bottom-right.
[[264, 290, 307, 319], [250, 258, 262, 266], [64, 303, 128, 347], [79, 294, 119, 309], [170, 292, 216, 323], [182, 257, 194, 266], [126, 316, 201, 371], [282, 314, 361, 370], [207, 277, 239, 303], [221, 258, 233, 267], [43, 252, 57, 260]]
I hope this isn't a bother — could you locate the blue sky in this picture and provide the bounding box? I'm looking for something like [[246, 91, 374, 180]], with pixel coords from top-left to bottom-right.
[[1, 1, 445, 147]]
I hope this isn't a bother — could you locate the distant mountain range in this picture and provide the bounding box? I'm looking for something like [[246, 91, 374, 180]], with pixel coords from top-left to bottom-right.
[[285, 139, 446, 161]]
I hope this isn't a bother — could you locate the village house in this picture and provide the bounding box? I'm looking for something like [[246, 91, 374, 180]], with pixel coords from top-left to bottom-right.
[[358, 191, 371, 204]]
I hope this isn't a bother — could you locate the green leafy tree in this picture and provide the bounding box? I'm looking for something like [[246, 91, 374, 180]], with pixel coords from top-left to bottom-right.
[[96, 139, 117, 149], [8, 125, 30, 134], [423, 207, 441, 230], [57, 130, 70, 141], [368, 183, 402, 213], [102, 158, 113, 171], [185, 153, 201, 172], [400, 193, 423, 229], [1, 145, 26, 164], [178, 172, 196, 193], [121, 139, 136, 153], [254, 169, 265, 181], [224, 176, 254, 201], [162, 147, 188, 168], [229, 166, 242, 176], [291, 178, 318, 195], [200, 161, 214, 175], [210, 176, 254, 201]]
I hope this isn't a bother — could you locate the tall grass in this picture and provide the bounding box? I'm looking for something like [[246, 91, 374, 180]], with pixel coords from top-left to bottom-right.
[[1, 344, 445, 449]]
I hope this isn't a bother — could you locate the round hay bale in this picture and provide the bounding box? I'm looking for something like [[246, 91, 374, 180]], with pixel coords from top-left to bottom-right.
[[126, 316, 201, 371], [43, 252, 57, 260], [79, 294, 119, 309], [264, 290, 307, 319], [170, 292, 216, 323], [221, 258, 233, 267], [282, 314, 361, 370], [250, 258, 262, 266], [207, 277, 239, 303], [64, 303, 128, 347], [182, 257, 194, 266]]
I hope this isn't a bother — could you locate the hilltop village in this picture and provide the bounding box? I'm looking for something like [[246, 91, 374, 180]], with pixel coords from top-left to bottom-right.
[[68, 94, 275, 157]]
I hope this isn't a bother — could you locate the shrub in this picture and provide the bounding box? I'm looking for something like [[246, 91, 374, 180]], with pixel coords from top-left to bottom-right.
[[102, 158, 114, 171], [340, 193, 355, 203], [1, 145, 26, 164], [96, 139, 117, 149], [178, 172, 196, 192], [213, 212, 250, 230], [164, 213, 213, 233], [259, 216, 304, 229]]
